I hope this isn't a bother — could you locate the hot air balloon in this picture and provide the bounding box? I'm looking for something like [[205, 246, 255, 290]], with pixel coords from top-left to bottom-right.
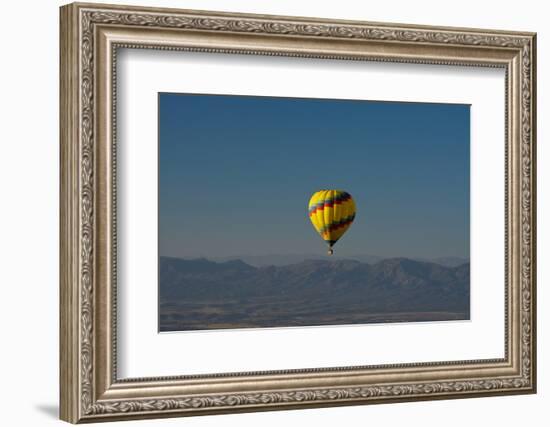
[[308, 190, 356, 255]]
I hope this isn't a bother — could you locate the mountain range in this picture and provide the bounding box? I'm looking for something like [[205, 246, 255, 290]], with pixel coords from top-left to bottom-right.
[[159, 256, 470, 332], [209, 254, 469, 268]]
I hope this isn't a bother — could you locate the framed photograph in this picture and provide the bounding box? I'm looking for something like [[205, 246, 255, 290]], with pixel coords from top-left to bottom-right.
[[60, 2, 537, 423]]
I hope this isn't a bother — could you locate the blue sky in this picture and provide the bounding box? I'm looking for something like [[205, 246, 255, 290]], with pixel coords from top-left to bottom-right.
[[159, 93, 470, 259]]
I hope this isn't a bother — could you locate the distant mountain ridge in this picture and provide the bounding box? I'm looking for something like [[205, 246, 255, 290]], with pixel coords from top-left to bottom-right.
[[206, 254, 469, 268], [159, 256, 470, 331]]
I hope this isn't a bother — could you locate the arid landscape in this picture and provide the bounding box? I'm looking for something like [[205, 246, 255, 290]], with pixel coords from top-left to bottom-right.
[[159, 256, 470, 331]]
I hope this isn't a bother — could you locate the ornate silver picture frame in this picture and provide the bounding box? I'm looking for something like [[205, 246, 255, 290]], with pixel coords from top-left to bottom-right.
[[60, 2, 536, 423]]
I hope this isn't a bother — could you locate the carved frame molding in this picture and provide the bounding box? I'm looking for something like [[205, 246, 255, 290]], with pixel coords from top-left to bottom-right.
[[60, 2, 536, 423]]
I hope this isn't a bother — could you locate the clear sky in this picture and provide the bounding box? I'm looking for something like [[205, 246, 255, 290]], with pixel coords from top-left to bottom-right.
[[159, 93, 470, 259]]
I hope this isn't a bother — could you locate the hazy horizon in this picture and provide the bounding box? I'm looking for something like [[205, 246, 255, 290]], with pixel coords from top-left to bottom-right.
[[158, 253, 470, 270], [159, 252, 470, 262]]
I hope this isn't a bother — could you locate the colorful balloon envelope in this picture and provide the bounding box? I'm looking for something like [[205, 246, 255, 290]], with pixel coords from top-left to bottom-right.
[[308, 190, 356, 255]]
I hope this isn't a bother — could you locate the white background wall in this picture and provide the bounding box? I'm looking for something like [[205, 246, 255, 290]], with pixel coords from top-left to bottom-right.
[[0, 0, 545, 426]]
